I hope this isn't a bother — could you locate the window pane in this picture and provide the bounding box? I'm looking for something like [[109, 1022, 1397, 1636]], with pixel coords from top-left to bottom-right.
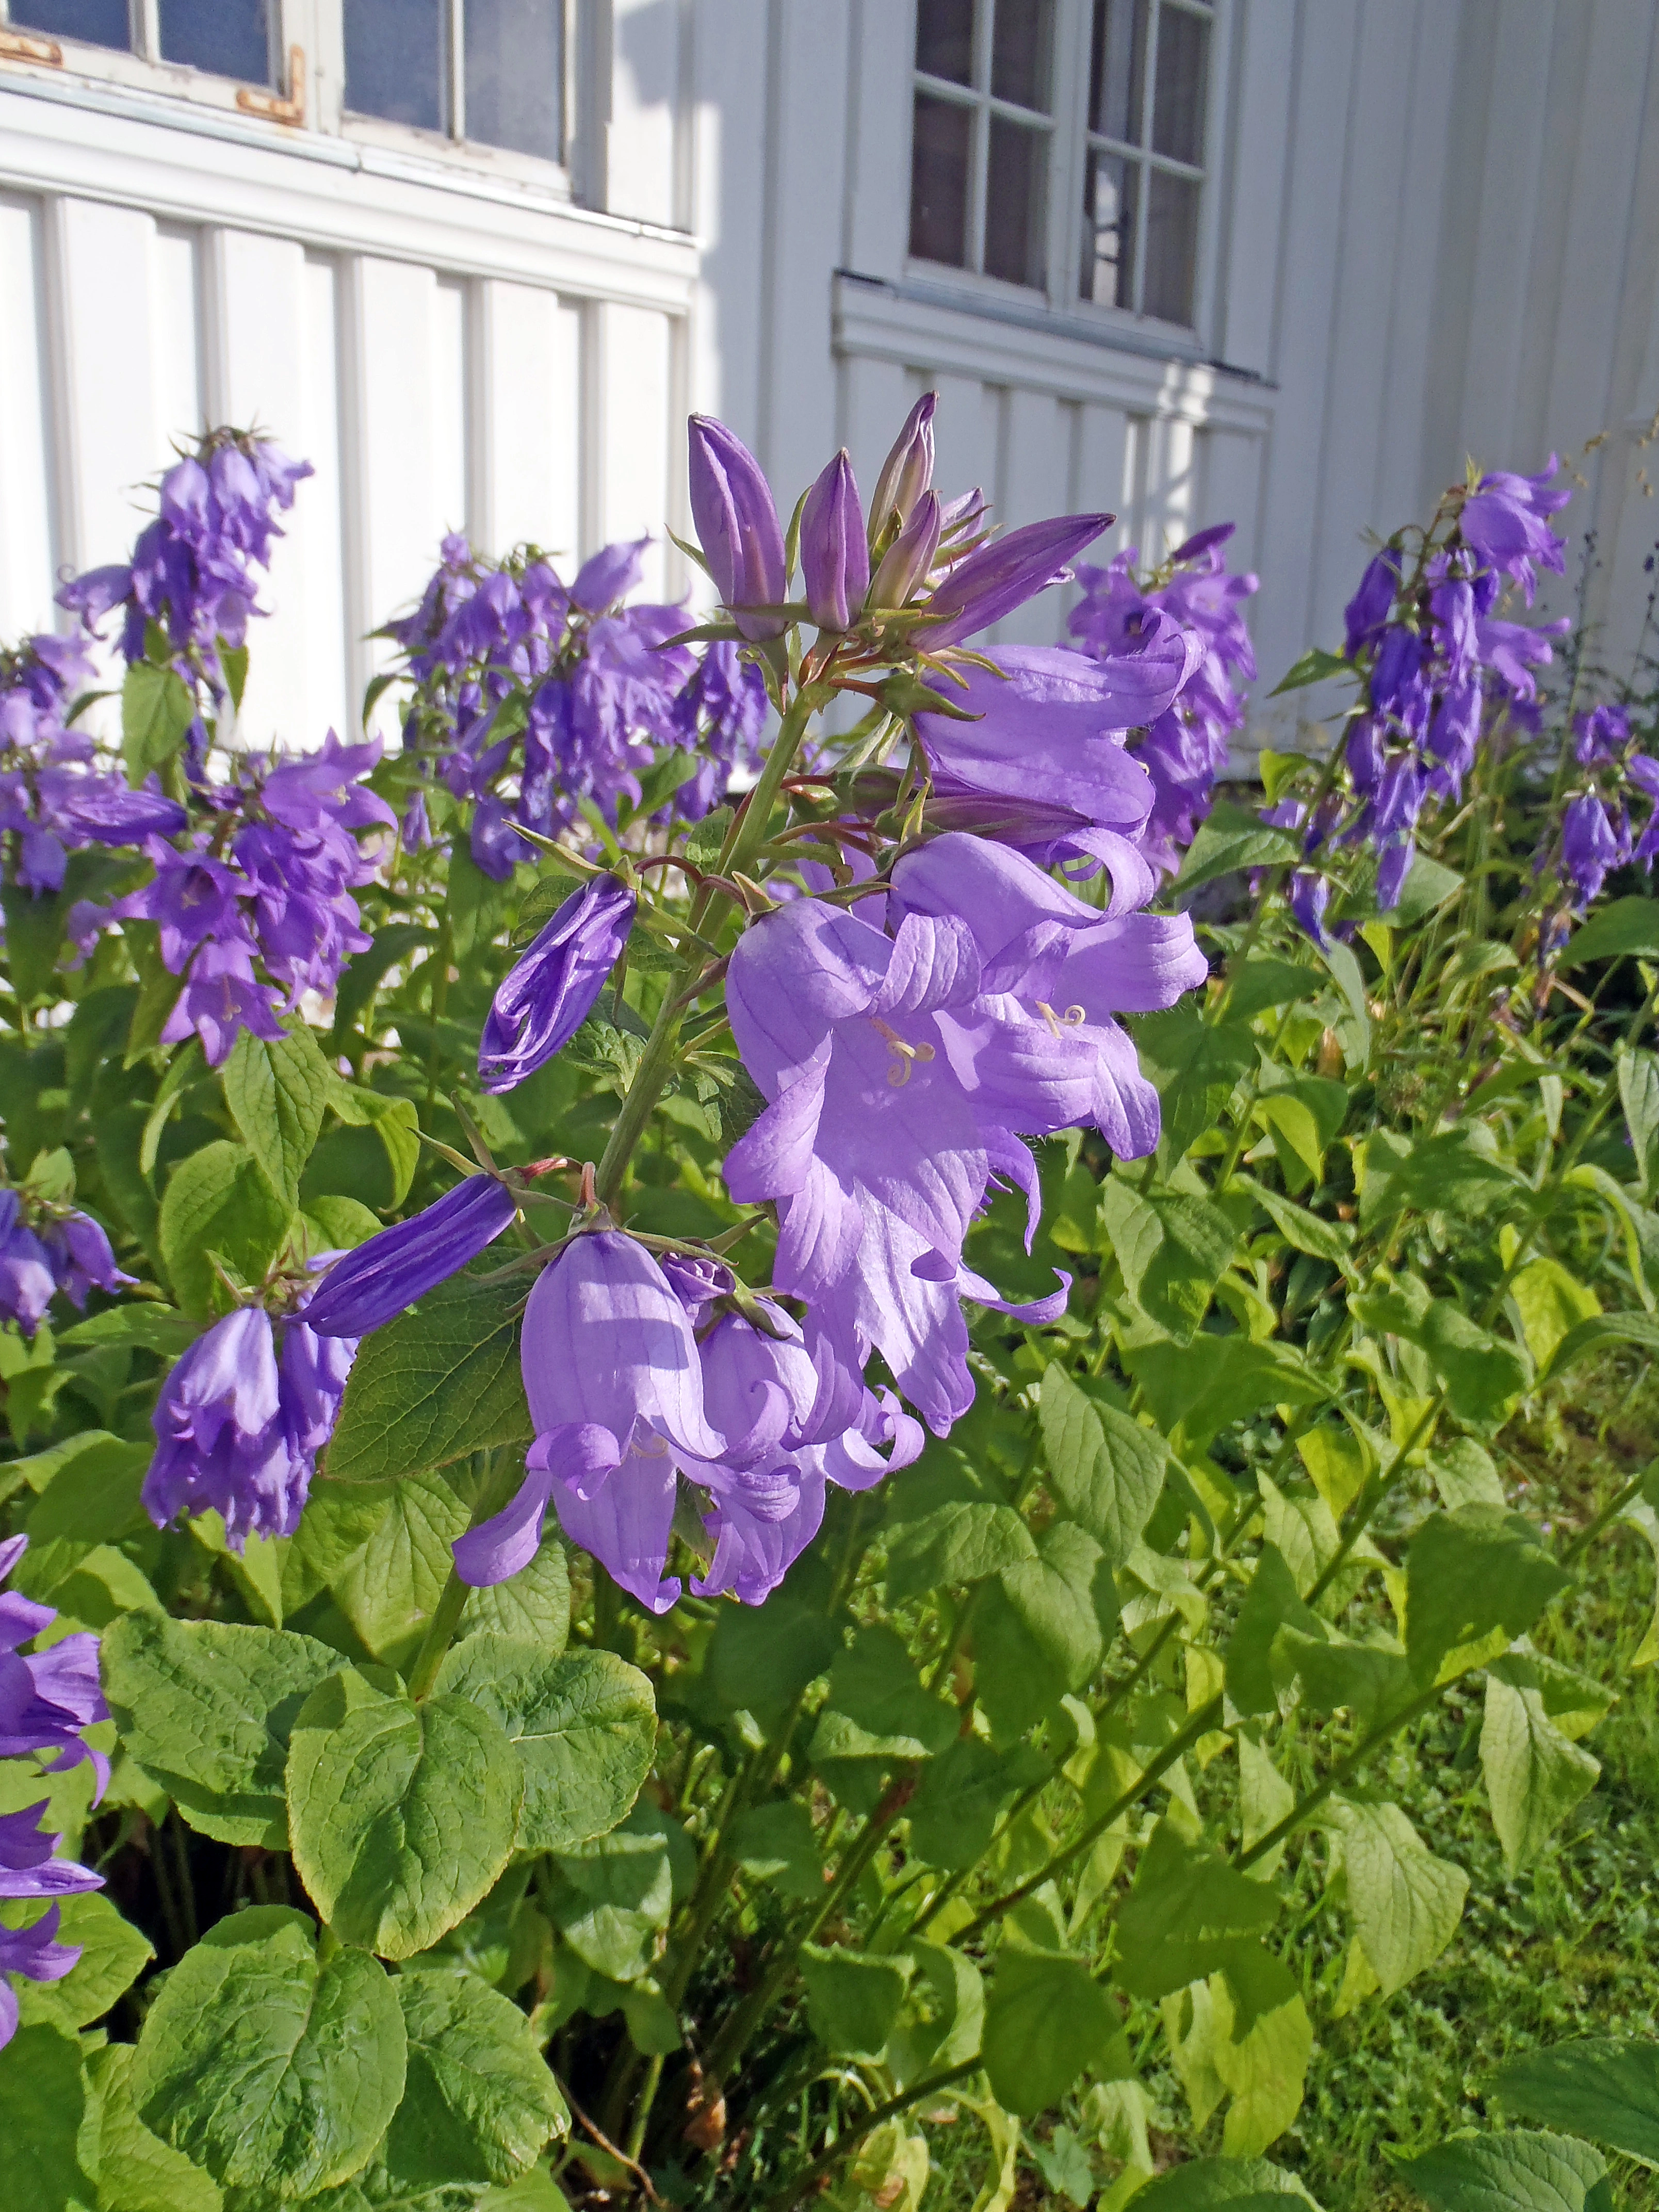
[[9, 0, 128, 47], [909, 94, 972, 267], [1087, 0, 1147, 143], [1144, 167, 1199, 322], [1080, 148, 1136, 308], [915, 0, 974, 85], [984, 116, 1047, 287], [159, 0, 271, 84], [1152, 3, 1209, 164], [345, 0, 448, 133], [991, 0, 1053, 113], [465, 0, 562, 160]]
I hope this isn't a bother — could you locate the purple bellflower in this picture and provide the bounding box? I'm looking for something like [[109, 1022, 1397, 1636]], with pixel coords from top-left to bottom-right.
[[571, 536, 650, 615], [0, 1192, 133, 1337], [1343, 550, 1403, 659], [923, 511, 1113, 649], [801, 451, 870, 632], [668, 641, 770, 821], [1459, 459, 1571, 603], [1562, 791, 1621, 908], [479, 874, 636, 1093], [142, 1305, 359, 1547], [688, 417, 788, 642], [0, 1534, 109, 1800], [303, 1173, 517, 1338], [0, 1802, 103, 1901], [0, 1909, 83, 2048]]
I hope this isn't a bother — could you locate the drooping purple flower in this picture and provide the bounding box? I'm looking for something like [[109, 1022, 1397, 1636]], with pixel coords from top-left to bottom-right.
[[1288, 869, 1331, 946], [0, 1193, 56, 1337], [456, 1231, 729, 1610], [479, 874, 636, 1093], [37, 1210, 135, 1312], [1562, 792, 1621, 908], [0, 1535, 109, 1799], [571, 536, 650, 615], [668, 640, 770, 820], [801, 451, 870, 632], [142, 1304, 359, 1547], [0, 1803, 104, 1900], [0, 1906, 83, 2050], [922, 512, 1113, 649], [868, 393, 937, 540], [687, 417, 788, 642], [1575, 703, 1632, 765], [1343, 550, 1402, 659], [1460, 459, 1570, 603], [303, 1175, 518, 1338]]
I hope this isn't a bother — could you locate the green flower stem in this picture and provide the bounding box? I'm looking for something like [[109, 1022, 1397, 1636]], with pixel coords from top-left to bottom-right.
[[751, 2058, 983, 2212], [950, 1695, 1225, 1947], [593, 679, 831, 1209], [405, 1450, 524, 1702], [1233, 1679, 1448, 1872]]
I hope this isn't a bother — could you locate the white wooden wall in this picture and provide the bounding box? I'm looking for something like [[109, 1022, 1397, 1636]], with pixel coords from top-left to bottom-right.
[[3, 0, 1658, 760]]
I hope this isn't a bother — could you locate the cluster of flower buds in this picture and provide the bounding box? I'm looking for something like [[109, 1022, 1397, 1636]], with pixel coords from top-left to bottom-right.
[[1066, 525, 1259, 874], [386, 533, 769, 880], [289, 400, 1214, 1610], [59, 428, 312, 747], [0, 633, 185, 899], [70, 730, 393, 1066], [1269, 459, 1573, 940], [1548, 701, 1659, 909], [0, 1533, 110, 2047]]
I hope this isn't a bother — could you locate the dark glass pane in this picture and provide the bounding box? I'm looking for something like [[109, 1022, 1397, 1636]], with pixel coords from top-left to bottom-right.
[[345, 0, 448, 133], [1080, 149, 1136, 308], [1152, 3, 1209, 164], [991, 0, 1053, 112], [915, 0, 973, 85], [465, 0, 562, 159], [9, 0, 129, 48], [984, 116, 1046, 287], [1087, 0, 1147, 144], [1144, 167, 1199, 322], [909, 93, 972, 267], [159, 0, 271, 84]]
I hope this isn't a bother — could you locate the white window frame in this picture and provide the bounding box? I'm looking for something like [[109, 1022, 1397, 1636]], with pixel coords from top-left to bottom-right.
[[904, 0, 1231, 347], [0, 0, 582, 199]]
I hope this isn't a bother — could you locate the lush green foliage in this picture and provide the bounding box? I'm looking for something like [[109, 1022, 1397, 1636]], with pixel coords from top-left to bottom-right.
[[6, 451, 1659, 2212]]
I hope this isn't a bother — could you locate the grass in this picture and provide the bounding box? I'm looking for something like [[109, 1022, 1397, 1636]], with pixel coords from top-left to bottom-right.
[[924, 1357, 1659, 2210]]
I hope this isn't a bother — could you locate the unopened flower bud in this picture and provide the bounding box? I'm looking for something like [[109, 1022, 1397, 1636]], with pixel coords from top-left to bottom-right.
[[800, 450, 869, 631], [869, 491, 944, 612], [687, 417, 787, 641], [868, 393, 937, 542]]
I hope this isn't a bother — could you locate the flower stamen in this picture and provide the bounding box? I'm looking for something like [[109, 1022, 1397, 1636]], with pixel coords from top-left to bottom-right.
[[869, 1016, 936, 1088], [1035, 1001, 1088, 1037]]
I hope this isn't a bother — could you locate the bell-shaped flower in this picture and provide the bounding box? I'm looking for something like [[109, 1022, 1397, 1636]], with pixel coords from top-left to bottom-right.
[[479, 874, 635, 1093], [801, 451, 870, 631], [454, 1231, 729, 1611], [0, 1905, 83, 2048], [688, 417, 787, 641], [868, 393, 936, 540], [0, 1536, 109, 1797], [303, 1174, 517, 1337], [1343, 549, 1402, 658], [0, 1803, 104, 1901], [0, 1194, 56, 1338], [571, 535, 649, 614], [1563, 791, 1621, 908], [923, 511, 1112, 648], [1460, 459, 1569, 602]]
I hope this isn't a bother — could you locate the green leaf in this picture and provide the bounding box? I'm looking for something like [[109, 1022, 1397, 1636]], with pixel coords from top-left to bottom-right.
[[329, 1470, 470, 1664], [884, 1495, 1036, 1603], [800, 1944, 913, 2060], [381, 1971, 566, 2187], [1176, 802, 1303, 894], [132, 1913, 406, 2197], [275, 1484, 393, 1617], [1132, 2156, 1319, 2207], [17, 1892, 153, 2030], [222, 1027, 334, 1211], [1313, 938, 1371, 1069], [1618, 1048, 1659, 1198], [101, 1612, 343, 1847], [1040, 1362, 1167, 1564], [908, 1737, 1035, 1872], [1209, 1945, 1314, 2158], [286, 1678, 523, 1959], [1325, 1798, 1467, 1997], [55, 1304, 199, 1357], [1238, 1177, 1353, 1264], [1354, 1282, 1528, 1426], [1398, 2129, 1610, 2212], [0, 2022, 92, 2212], [1540, 1308, 1659, 1387], [86, 2044, 221, 2212], [158, 1140, 294, 1321], [983, 1942, 1120, 2116], [808, 1624, 956, 1781], [1102, 1182, 1239, 1342], [1224, 958, 1326, 1023], [326, 1084, 420, 1208], [1493, 2037, 1659, 2166], [460, 1531, 571, 1649], [1135, 1004, 1257, 1172], [1480, 1658, 1601, 1875], [1388, 853, 1463, 926], [298, 1195, 384, 1257], [996, 1520, 1112, 1693], [1405, 1507, 1570, 1683], [1114, 1821, 1282, 1999], [729, 1800, 823, 1898], [1123, 1335, 1330, 1455], [327, 1277, 533, 1484], [435, 1638, 656, 1854], [1269, 646, 1354, 696], [1225, 1542, 1322, 1718], [1563, 894, 1659, 966], [546, 1824, 673, 1983], [121, 661, 196, 782]]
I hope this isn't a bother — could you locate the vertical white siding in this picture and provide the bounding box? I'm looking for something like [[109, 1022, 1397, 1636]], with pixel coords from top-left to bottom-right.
[[476, 281, 582, 565], [0, 191, 55, 638]]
